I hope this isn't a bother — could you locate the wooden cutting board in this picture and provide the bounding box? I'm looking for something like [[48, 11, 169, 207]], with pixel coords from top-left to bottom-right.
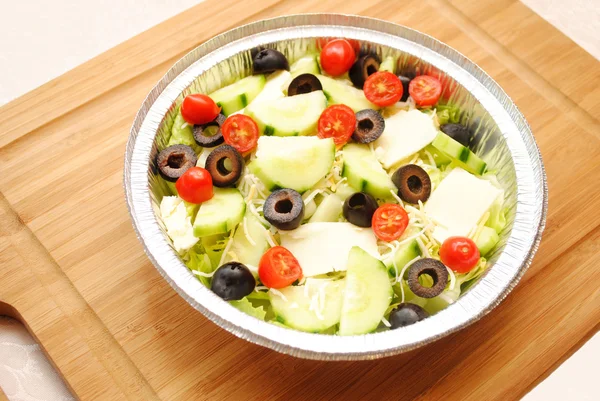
[[1, 0, 599, 399]]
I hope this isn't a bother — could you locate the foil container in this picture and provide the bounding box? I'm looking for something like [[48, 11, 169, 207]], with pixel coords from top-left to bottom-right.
[[124, 14, 547, 360]]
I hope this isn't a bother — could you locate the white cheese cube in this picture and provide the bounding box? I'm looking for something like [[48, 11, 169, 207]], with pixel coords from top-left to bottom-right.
[[424, 168, 503, 243], [279, 222, 379, 277], [374, 109, 438, 169]]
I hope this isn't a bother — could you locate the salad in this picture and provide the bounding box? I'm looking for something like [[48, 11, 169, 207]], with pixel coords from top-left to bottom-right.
[[156, 38, 507, 335]]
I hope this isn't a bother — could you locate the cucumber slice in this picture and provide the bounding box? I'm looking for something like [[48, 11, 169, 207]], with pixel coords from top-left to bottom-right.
[[246, 70, 289, 108], [422, 144, 452, 167], [248, 136, 335, 192], [333, 182, 356, 200], [309, 193, 343, 223], [379, 56, 396, 73], [270, 279, 345, 333], [431, 132, 487, 175], [246, 90, 327, 136], [224, 210, 269, 272], [342, 143, 395, 199], [339, 246, 393, 335], [317, 74, 378, 112], [209, 75, 266, 116], [193, 188, 245, 237], [383, 239, 421, 278], [475, 226, 499, 256], [168, 112, 200, 153], [290, 55, 321, 77]]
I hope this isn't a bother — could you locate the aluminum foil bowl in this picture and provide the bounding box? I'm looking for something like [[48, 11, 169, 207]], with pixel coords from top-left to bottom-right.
[[124, 14, 547, 360]]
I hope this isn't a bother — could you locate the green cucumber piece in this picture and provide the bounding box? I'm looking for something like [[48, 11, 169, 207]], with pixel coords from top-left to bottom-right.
[[209, 75, 266, 116], [379, 56, 396, 73], [223, 210, 269, 272], [422, 144, 452, 167], [333, 182, 356, 200], [270, 279, 345, 333], [342, 143, 395, 199], [246, 90, 327, 136], [290, 55, 321, 77], [248, 136, 335, 192], [309, 194, 343, 223], [193, 188, 245, 237], [384, 239, 422, 278], [339, 246, 393, 335], [317, 74, 378, 112], [475, 226, 500, 256], [431, 132, 487, 175]]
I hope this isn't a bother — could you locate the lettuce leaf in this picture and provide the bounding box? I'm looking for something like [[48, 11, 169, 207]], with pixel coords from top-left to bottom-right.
[[230, 298, 267, 320], [168, 111, 201, 153], [184, 243, 213, 287], [436, 104, 462, 125]]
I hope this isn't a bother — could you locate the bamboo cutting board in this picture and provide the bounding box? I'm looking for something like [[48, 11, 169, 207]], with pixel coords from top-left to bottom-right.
[[1, 0, 599, 399]]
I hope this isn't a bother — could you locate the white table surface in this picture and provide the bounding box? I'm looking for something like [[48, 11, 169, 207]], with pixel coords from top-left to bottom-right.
[[0, 1, 598, 400]]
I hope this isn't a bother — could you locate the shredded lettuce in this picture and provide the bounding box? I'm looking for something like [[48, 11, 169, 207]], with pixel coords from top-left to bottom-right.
[[486, 197, 507, 234], [184, 243, 214, 287], [201, 234, 228, 270], [230, 298, 267, 320], [436, 104, 462, 125], [168, 111, 201, 153]]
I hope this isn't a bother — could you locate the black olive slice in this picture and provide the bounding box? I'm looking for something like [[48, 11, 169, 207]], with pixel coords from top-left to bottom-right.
[[392, 164, 432, 204], [352, 109, 385, 144], [440, 123, 471, 147], [389, 303, 429, 329], [349, 55, 380, 89], [287, 73, 323, 96], [156, 144, 197, 182], [193, 114, 225, 147], [263, 189, 304, 230], [211, 262, 256, 301], [398, 75, 411, 102], [342, 192, 378, 227], [205, 145, 244, 187], [252, 48, 289, 74], [407, 258, 448, 298]]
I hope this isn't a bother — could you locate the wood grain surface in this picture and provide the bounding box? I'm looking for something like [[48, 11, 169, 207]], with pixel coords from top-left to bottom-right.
[[1, 0, 599, 400]]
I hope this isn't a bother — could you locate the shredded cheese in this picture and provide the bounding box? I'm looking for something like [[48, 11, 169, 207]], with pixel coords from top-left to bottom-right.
[[381, 316, 391, 328], [447, 266, 456, 291], [217, 228, 237, 267], [264, 229, 278, 247], [389, 189, 405, 207], [398, 256, 421, 302], [192, 269, 214, 278], [242, 217, 256, 246], [270, 288, 288, 302]]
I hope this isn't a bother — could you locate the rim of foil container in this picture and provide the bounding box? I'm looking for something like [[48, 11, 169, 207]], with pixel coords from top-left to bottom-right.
[[124, 14, 547, 360]]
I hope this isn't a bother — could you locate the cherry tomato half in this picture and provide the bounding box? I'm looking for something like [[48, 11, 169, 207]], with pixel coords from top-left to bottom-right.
[[181, 94, 221, 125], [372, 204, 409, 242], [320, 39, 356, 76], [363, 71, 404, 107], [440, 236, 480, 273], [258, 246, 303, 289], [408, 75, 442, 107], [318, 37, 361, 54], [317, 104, 356, 146], [175, 167, 213, 204], [222, 114, 259, 153]]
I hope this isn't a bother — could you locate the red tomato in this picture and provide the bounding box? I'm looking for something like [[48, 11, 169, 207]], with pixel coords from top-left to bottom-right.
[[372, 204, 409, 242], [408, 75, 442, 107], [320, 39, 356, 76], [222, 114, 259, 153], [181, 94, 221, 125], [440, 236, 480, 273], [175, 167, 213, 204], [363, 71, 404, 107], [318, 37, 361, 54], [258, 246, 303, 289], [317, 104, 356, 146]]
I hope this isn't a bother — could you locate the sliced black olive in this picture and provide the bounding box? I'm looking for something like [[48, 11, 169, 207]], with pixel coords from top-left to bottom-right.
[[349, 55, 380, 89], [264, 189, 304, 230], [205, 145, 244, 187], [193, 113, 225, 147], [392, 164, 432, 204], [407, 258, 448, 298], [156, 144, 197, 182], [252, 48, 289, 74], [440, 123, 471, 147], [343, 192, 378, 227], [288, 73, 323, 96], [398, 75, 411, 102], [352, 109, 385, 144], [211, 262, 256, 301], [389, 303, 429, 329]]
